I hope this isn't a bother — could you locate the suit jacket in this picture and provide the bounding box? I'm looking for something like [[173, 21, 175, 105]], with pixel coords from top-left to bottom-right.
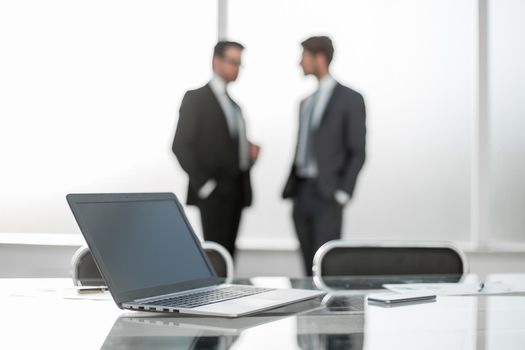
[[172, 84, 252, 207], [282, 83, 366, 200]]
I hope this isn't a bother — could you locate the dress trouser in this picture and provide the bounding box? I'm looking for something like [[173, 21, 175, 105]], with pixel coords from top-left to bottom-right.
[[293, 178, 343, 276], [198, 182, 243, 259]]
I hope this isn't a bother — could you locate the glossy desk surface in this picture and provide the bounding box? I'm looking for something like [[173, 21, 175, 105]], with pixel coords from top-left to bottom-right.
[[1, 274, 525, 349]]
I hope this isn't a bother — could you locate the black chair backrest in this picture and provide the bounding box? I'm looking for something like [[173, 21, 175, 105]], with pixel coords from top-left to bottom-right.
[[320, 246, 464, 276], [205, 249, 228, 278]]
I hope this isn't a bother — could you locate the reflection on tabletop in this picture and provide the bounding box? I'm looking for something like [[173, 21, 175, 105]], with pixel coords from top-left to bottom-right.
[[100, 294, 367, 350]]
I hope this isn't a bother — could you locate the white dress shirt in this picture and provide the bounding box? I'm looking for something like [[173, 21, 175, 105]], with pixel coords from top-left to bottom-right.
[[209, 75, 240, 138]]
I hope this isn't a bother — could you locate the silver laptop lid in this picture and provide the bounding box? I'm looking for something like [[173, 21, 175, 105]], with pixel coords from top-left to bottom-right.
[[67, 193, 219, 306]]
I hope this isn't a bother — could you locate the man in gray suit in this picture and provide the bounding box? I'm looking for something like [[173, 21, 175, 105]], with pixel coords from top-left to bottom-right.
[[283, 36, 366, 275]]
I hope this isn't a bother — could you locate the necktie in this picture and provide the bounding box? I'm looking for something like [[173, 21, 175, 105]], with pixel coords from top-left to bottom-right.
[[224, 92, 239, 139], [297, 91, 320, 170], [225, 92, 250, 170]]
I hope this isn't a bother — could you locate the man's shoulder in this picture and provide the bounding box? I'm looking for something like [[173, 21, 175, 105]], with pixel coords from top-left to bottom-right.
[[183, 84, 212, 101], [335, 83, 364, 101], [184, 84, 212, 98], [179, 84, 214, 112]]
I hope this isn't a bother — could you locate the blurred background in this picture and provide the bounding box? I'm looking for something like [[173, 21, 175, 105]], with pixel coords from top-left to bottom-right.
[[0, 0, 524, 277]]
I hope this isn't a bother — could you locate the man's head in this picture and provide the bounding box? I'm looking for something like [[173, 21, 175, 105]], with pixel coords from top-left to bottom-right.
[[212, 41, 244, 83], [300, 36, 334, 78]]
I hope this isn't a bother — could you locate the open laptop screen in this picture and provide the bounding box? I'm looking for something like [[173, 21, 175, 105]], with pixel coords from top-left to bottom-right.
[[68, 193, 217, 304]]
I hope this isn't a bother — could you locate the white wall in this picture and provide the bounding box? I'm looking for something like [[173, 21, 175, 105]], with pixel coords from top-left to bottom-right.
[[0, 0, 216, 236]]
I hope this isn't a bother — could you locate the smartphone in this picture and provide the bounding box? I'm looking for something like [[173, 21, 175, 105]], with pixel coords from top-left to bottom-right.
[[367, 292, 436, 304]]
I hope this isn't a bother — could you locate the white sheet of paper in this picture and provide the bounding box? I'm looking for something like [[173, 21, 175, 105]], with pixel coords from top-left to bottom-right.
[[383, 282, 525, 296]]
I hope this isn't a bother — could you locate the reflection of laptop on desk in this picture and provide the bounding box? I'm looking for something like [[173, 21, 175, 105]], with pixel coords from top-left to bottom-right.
[[67, 193, 324, 317], [102, 316, 238, 350], [117, 313, 284, 335], [101, 317, 207, 350]]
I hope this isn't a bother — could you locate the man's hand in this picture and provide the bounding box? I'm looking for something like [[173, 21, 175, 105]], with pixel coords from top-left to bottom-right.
[[334, 190, 351, 206], [198, 179, 217, 199], [249, 142, 260, 163]]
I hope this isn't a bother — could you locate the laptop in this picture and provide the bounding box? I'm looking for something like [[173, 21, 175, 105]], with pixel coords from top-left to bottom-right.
[[67, 193, 324, 317]]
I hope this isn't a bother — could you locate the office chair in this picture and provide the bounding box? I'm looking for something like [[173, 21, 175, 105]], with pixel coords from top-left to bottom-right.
[[312, 240, 468, 291], [71, 245, 105, 287], [71, 241, 234, 286], [201, 241, 234, 283]]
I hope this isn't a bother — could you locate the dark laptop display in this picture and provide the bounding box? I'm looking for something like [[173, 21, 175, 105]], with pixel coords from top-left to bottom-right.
[[67, 193, 218, 305]]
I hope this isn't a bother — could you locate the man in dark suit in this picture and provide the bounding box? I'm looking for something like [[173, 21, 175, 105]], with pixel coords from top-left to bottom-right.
[[283, 36, 366, 275], [173, 41, 259, 258]]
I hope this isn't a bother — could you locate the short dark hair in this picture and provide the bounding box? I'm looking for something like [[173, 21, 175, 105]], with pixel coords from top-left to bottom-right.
[[301, 36, 334, 64], [213, 41, 244, 58]]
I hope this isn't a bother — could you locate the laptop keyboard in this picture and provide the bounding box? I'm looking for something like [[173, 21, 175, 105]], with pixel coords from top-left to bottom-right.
[[144, 285, 275, 309]]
